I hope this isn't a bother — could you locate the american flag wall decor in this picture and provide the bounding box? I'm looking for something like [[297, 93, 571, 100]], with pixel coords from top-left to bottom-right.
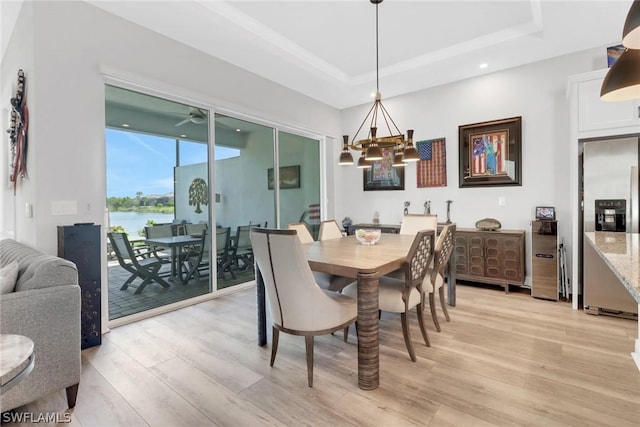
[[416, 138, 447, 188]]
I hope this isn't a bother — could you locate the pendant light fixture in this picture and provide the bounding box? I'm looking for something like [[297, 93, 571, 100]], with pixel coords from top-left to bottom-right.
[[601, 0, 640, 101], [339, 0, 418, 167]]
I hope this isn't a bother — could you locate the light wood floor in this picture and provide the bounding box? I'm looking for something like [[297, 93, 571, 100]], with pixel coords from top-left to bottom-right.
[[5, 283, 640, 426]]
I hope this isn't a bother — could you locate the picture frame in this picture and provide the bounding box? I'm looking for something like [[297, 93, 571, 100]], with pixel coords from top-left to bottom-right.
[[267, 165, 300, 190], [458, 116, 522, 188], [363, 148, 405, 191], [535, 206, 555, 220]]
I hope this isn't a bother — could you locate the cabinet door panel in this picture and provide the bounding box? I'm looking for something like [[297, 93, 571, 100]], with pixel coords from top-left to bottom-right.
[[578, 78, 639, 132], [454, 236, 468, 275]]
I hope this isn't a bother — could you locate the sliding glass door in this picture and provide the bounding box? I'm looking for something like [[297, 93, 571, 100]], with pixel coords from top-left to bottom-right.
[[213, 114, 276, 289], [105, 85, 211, 320], [278, 130, 321, 238], [213, 115, 321, 289], [105, 85, 322, 319]]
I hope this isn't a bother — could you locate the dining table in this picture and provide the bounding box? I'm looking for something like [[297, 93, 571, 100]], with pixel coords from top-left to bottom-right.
[[255, 232, 457, 390], [145, 235, 202, 284]]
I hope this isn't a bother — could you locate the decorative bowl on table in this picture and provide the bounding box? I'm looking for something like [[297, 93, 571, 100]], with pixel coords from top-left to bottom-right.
[[355, 228, 381, 245]]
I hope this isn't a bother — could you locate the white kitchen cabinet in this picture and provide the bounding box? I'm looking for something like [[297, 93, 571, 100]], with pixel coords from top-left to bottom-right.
[[571, 69, 640, 139]]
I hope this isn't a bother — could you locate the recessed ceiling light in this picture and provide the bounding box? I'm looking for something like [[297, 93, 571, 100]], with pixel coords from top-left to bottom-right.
[[121, 123, 130, 127], [236, 128, 241, 132], [479, 63, 488, 69], [180, 134, 187, 138]]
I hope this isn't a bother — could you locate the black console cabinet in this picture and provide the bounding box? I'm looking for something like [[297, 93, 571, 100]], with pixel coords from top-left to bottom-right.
[[58, 224, 101, 349]]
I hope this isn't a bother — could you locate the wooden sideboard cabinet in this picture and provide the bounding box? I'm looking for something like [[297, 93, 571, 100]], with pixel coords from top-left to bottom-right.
[[454, 228, 525, 293]]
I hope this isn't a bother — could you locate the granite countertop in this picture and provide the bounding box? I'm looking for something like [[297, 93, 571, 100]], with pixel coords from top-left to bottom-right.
[[584, 232, 640, 303]]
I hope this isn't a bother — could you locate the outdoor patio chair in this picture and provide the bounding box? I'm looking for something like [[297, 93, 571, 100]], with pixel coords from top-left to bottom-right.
[[143, 225, 173, 263], [216, 227, 235, 279], [183, 229, 210, 283], [230, 225, 255, 271], [107, 232, 171, 294], [185, 223, 207, 236]]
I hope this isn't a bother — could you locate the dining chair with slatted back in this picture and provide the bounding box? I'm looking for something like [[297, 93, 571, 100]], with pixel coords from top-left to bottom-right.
[[318, 220, 344, 240], [399, 214, 438, 235], [343, 229, 435, 362], [423, 224, 456, 332], [250, 228, 357, 387], [286, 222, 314, 244]]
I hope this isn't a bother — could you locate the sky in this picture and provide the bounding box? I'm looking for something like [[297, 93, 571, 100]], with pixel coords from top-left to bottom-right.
[[106, 129, 238, 198]]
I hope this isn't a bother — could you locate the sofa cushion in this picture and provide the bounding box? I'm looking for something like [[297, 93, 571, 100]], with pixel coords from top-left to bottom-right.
[[0, 261, 19, 294]]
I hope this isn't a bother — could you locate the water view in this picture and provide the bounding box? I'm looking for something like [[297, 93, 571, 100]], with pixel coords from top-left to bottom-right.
[[108, 211, 174, 236]]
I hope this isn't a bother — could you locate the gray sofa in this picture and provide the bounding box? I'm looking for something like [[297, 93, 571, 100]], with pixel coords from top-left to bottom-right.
[[0, 238, 81, 412]]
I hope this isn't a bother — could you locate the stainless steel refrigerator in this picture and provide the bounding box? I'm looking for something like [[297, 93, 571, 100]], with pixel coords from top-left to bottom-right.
[[581, 136, 639, 316]]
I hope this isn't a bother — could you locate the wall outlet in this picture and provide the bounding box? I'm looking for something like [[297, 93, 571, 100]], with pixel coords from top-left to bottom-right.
[[498, 196, 506, 206]]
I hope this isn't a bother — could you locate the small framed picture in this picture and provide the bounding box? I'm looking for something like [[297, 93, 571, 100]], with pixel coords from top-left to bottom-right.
[[535, 206, 555, 220]]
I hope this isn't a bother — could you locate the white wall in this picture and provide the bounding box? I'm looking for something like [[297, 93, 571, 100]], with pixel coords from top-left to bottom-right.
[[0, 1, 341, 254], [0, 3, 35, 242], [337, 47, 609, 285]]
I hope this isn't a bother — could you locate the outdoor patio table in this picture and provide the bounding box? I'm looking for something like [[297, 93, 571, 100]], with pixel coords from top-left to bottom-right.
[[145, 235, 202, 284]]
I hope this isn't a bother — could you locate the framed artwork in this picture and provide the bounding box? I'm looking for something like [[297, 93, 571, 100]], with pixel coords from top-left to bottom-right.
[[416, 138, 447, 188], [458, 116, 522, 188], [268, 165, 300, 189], [363, 148, 404, 191]]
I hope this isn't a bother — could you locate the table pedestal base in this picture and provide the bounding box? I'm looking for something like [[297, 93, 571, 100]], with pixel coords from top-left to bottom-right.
[[357, 272, 379, 390]]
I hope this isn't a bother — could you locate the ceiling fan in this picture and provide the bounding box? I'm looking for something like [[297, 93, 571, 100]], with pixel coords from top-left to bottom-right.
[[174, 107, 207, 127]]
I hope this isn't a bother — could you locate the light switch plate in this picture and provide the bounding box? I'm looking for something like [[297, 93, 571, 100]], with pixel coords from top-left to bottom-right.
[[51, 200, 78, 215]]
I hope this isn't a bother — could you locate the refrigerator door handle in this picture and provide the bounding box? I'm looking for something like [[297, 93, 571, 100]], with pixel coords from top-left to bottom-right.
[[631, 166, 639, 233]]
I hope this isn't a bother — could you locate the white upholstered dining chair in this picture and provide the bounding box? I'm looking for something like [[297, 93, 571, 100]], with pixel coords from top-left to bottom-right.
[[290, 221, 354, 292], [423, 223, 456, 332], [318, 220, 344, 240], [250, 228, 357, 387], [343, 229, 435, 362], [286, 222, 314, 243], [399, 214, 438, 235]]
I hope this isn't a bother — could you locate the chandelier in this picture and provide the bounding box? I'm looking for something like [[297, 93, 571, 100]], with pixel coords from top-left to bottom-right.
[[339, 0, 419, 168]]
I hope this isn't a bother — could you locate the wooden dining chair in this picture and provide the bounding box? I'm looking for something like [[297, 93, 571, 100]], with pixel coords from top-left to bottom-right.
[[250, 228, 357, 387], [343, 229, 435, 362], [400, 214, 438, 235], [423, 224, 456, 332]]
